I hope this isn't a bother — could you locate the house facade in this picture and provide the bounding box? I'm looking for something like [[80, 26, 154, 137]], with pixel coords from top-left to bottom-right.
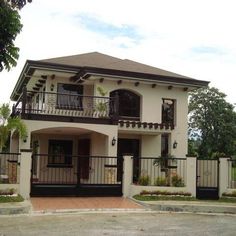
[[9, 52, 209, 198]]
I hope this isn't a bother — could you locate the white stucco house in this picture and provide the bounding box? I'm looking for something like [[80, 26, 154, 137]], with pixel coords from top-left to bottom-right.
[[8, 52, 212, 198]]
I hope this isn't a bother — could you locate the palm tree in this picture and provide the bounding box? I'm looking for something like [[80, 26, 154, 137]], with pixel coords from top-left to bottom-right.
[[0, 103, 27, 152]]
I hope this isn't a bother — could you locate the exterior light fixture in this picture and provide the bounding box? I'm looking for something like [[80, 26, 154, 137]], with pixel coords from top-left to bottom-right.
[[173, 140, 178, 149], [23, 135, 28, 143], [112, 137, 116, 146], [50, 84, 55, 91]]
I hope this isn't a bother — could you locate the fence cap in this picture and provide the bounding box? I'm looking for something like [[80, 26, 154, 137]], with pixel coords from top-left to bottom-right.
[[186, 154, 197, 158]]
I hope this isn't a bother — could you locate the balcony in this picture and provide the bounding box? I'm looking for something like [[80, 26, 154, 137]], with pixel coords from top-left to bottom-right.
[[12, 88, 119, 124]]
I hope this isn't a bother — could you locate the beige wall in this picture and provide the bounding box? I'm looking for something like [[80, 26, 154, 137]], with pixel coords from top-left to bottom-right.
[[94, 79, 188, 157]]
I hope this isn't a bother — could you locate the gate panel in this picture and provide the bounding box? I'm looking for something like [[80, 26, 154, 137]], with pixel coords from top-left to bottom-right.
[[30, 155, 123, 197], [196, 158, 219, 199]]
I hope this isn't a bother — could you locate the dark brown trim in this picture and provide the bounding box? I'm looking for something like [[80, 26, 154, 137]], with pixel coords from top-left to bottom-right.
[[20, 149, 32, 152], [33, 87, 40, 91], [21, 113, 118, 125], [35, 83, 43, 88], [38, 80, 46, 84]]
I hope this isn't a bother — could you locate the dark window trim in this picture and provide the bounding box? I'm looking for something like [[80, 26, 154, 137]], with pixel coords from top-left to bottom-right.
[[48, 139, 73, 168], [162, 98, 176, 126], [110, 89, 141, 120], [56, 83, 84, 110]]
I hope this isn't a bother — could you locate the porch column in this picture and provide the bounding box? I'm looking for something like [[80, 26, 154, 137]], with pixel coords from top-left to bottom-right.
[[219, 157, 230, 197], [186, 156, 197, 197], [19, 149, 32, 199], [122, 155, 133, 197]]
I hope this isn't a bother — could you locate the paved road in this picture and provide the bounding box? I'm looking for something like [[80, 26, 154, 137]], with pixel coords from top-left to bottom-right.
[[0, 212, 236, 236]]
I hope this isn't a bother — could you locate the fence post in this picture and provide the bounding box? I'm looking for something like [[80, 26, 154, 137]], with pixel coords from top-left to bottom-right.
[[186, 156, 197, 197], [122, 155, 133, 197], [19, 149, 32, 199], [219, 157, 230, 197]]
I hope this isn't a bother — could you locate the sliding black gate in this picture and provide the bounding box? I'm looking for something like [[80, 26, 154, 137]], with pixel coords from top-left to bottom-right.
[[30, 155, 123, 197], [196, 158, 219, 200]]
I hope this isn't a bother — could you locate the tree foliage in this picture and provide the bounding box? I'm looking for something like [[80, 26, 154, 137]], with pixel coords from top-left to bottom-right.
[[0, 0, 31, 71], [0, 103, 27, 151], [7, 0, 32, 9], [188, 86, 236, 158]]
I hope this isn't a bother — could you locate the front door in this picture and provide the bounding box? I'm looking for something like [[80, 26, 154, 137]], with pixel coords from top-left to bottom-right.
[[117, 139, 140, 182]]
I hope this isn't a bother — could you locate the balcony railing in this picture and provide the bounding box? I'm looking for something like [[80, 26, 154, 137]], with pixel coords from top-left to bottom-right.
[[12, 88, 119, 121]]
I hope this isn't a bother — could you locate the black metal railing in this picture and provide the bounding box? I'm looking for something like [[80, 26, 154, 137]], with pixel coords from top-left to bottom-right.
[[0, 153, 20, 184], [228, 159, 236, 188], [133, 157, 186, 187], [31, 154, 123, 185], [12, 88, 118, 120]]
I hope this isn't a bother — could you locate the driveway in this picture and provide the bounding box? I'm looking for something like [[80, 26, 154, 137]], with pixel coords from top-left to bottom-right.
[[0, 212, 236, 235]]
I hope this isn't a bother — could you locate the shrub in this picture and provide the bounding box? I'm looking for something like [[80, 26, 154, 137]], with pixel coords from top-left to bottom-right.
[[171, 175, 184, 187], [154, 177, 167, 186], [138, 175, 150, 186]]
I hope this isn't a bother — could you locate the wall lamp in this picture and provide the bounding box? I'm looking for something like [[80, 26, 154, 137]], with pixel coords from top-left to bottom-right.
[[112, 137, 116, 146], [23, 135, 28, 143], [50, 83, 55, 91], [173, 140, 178, 149]]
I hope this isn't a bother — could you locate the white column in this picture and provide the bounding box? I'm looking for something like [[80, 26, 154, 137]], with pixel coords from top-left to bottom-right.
[[19, 149, 32, 199], [219, 157, 230, 197], [186, 156, 197, 197], [122, 155, 133, 197]]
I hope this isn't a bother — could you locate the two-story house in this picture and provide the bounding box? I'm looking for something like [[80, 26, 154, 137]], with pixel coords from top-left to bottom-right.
[[10, 52, 209, 198]]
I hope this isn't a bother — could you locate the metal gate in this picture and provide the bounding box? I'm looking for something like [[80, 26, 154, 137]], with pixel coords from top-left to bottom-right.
[[30, 155, 123, 197], [196, 158, 219, 199]]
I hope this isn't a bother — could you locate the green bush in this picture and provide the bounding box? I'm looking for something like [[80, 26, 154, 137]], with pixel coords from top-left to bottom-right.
[[171, 175, 184, 187], [138, 175, 150, 186], [154, 177, 167, 186]]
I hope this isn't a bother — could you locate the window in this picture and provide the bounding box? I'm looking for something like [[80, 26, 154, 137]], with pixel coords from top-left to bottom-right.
[[57, 83, 83, 109], [162, 99, 175, 124], [110, 90, 140, 119], [48, 140, 73, 167]]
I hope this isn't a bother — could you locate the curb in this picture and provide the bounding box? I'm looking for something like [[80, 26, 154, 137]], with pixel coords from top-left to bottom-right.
[[0, 200, 32, 215], [132, 199, 236, 214]]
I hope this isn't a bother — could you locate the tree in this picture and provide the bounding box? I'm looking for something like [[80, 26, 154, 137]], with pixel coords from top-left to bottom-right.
[[0, 103, 27, 151], [0, 0, 31, 71], [188, 86, 236, 158], [7, 0, 32, 10]]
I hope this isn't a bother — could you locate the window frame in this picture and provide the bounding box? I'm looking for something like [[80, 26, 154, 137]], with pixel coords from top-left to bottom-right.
[[47, 139, 73, 168], [161, 98, 176, 126], [56, 83, 84, 110], [110, 89, 141, 120]]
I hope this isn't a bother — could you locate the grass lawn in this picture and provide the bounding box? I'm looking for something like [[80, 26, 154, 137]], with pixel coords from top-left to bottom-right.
[[0, 195, 24, 203], [232, 167, 236, 181]]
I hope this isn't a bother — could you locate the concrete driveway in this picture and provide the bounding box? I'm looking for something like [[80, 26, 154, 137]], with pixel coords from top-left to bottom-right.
[[0, 212, 236, 235]]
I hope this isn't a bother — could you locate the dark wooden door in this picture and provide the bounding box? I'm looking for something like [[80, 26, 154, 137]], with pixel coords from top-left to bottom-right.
[[117, 139, 140, 182], [78, 139, 90, 180]]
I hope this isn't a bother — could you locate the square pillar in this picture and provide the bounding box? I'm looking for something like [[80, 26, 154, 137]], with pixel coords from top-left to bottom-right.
[[219, 157, 230, 197], [186, 156, 197, 197], [122, 155, 133, 197], [19, 149, 32, 199]]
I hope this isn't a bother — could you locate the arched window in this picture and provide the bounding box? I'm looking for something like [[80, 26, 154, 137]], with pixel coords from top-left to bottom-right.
[[110, 89, 140, 120]]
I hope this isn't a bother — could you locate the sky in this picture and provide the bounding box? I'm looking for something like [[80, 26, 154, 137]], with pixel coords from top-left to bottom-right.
[[0, 0, 236, 106]]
